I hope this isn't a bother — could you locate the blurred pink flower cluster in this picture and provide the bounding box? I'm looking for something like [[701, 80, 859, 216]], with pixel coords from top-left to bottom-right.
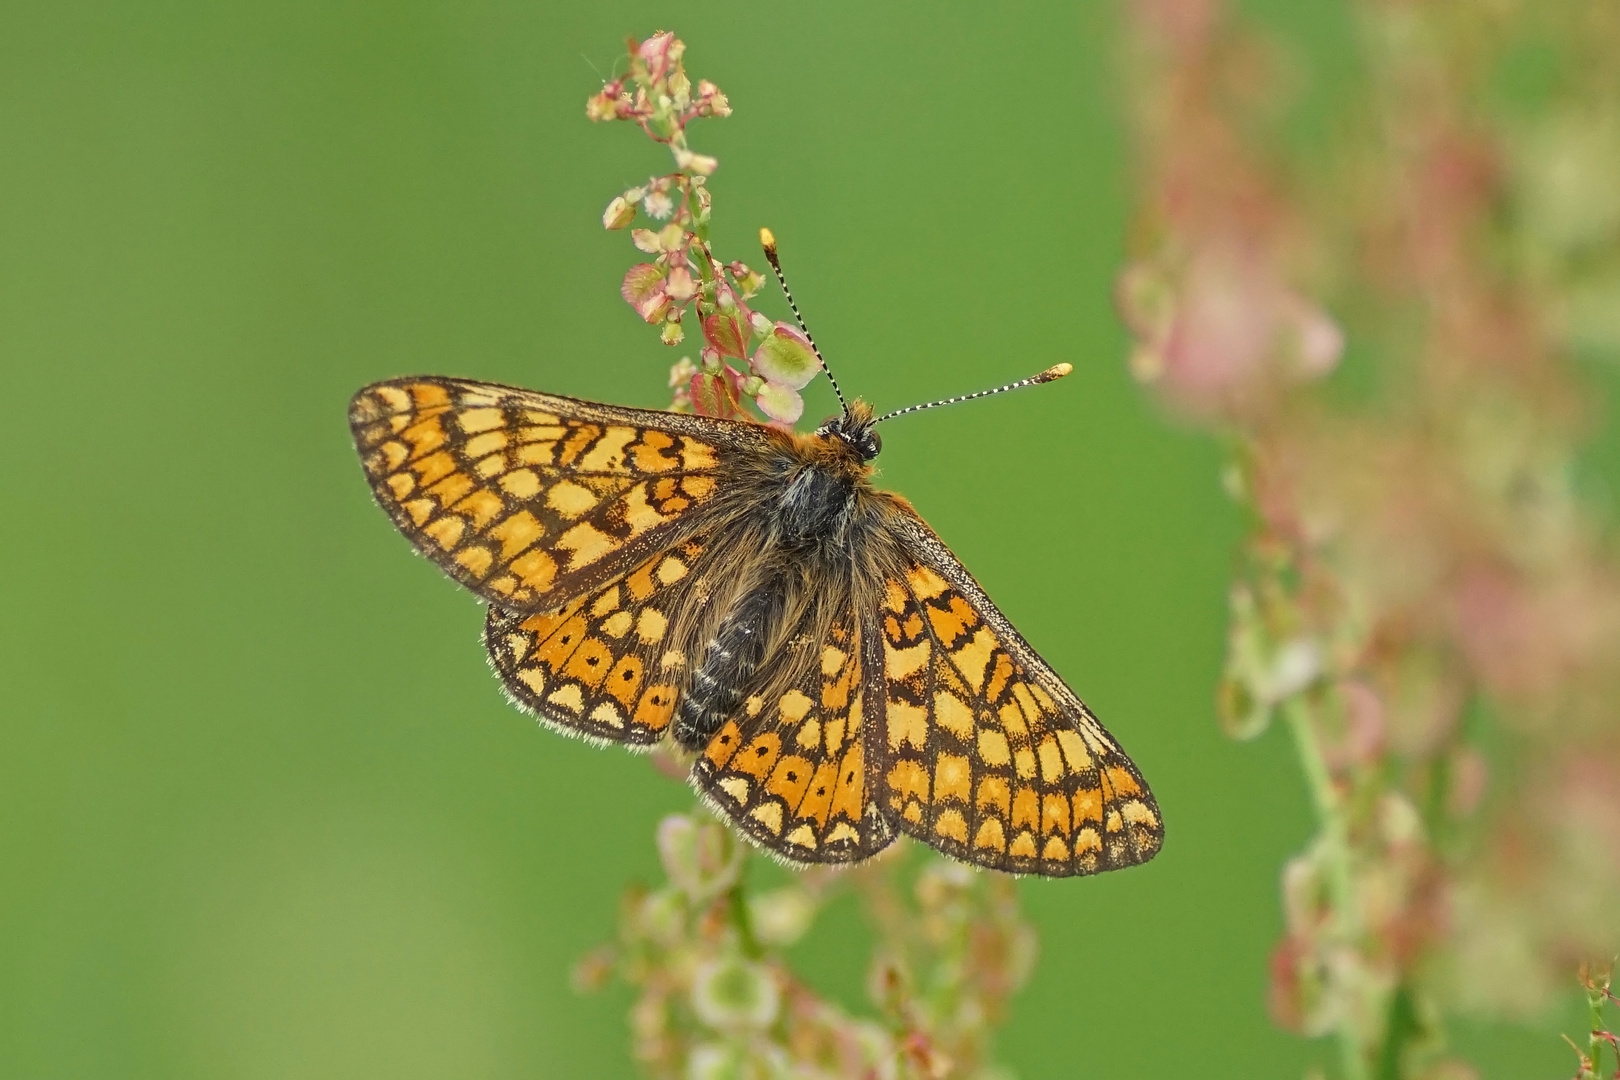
[[589, 32, 821, 425], [575, 810, 1035, 1080], [1119, 1, 1620, 1077]]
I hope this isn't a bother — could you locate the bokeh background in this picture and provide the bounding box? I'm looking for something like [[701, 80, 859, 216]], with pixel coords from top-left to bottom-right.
[[1, 2, 1609, 1077]]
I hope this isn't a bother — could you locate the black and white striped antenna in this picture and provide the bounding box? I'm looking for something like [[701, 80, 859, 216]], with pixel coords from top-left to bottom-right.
[[759, 228, 1072, 425], [759, 228, 849, 417], [874, 363, 1073, 424]]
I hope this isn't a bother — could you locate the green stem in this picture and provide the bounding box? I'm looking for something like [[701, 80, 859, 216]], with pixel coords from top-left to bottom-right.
[[1586, 976, 1608, 1079], [728, 879, 763, 959], [1282, 695, 1368, 1080]]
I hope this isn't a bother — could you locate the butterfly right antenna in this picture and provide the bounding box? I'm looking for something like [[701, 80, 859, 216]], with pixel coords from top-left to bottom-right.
[[759, 228, 849, 418]]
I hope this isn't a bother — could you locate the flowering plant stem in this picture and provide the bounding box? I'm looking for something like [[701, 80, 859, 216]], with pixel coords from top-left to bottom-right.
[[577, 32, 1038, 1080], [1282, 696, 1366, 1080]]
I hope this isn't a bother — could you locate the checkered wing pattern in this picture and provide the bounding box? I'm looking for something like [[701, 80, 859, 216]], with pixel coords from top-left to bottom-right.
[[691, 610, 896, 865], [873, 515, 1163, 876], [484, 538, 708, 747], [349, 376, 767, 612]]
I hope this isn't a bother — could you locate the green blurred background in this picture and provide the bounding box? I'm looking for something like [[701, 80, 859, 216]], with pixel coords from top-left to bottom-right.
[[0, 2, 1595, 1076]]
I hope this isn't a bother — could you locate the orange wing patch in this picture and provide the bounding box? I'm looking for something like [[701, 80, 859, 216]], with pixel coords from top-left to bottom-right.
[[690, 616, 896, 865], [484, 539, 707, 746], [350, 378, 729, 611], [876, 562, 1162, 876]]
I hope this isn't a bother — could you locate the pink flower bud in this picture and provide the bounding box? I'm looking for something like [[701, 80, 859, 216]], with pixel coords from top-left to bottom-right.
[[601, 196, 636, 230], [695, 80, 731, 117], [585, 90, 619, 123], [637, 31, 677, 79], [665, 266, 697, 302], [699, 346, 722, 373], [751, 323, 821, 389], [630, 229, 660, 254]]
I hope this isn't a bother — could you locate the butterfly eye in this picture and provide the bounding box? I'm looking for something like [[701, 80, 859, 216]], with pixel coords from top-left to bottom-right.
[[865, 431, 882, 458]]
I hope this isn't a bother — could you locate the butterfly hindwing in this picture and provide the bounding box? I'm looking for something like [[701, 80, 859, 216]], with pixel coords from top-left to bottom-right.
[[349, 377, 770, 611], [874, 514, 1163, 876], [691, 607, 897, 865], [484, 538, 709, 746]]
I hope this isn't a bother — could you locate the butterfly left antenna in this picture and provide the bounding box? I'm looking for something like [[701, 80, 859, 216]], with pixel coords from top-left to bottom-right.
[[759, 228, 849, 417]]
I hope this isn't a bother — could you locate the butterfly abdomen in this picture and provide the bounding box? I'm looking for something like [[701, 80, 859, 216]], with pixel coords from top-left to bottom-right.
[[673, 584, 782, 751]]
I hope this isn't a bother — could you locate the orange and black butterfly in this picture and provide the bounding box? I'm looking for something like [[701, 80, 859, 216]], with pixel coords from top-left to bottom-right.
[[348, 238, 1162, 877]]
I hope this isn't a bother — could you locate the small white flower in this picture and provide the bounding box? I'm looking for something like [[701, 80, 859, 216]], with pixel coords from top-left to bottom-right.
[[644, 190, 675, 220]]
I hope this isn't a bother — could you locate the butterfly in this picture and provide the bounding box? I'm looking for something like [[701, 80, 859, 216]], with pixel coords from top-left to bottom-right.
[[347, 245, 1162, 877]]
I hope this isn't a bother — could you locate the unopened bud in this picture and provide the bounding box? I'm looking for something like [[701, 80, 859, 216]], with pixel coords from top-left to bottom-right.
[[656, 223, 685, 251], [602, 196, 636, 230], [673, 146, 718, 176], [585, 90, 619, 123]]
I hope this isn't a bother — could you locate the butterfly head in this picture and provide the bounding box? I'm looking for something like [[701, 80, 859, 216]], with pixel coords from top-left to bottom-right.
[[816, 399, 882, 461]]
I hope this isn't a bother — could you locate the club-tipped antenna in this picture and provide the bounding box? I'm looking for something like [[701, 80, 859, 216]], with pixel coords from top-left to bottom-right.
[[874, 363, 1075, 424], [759, 228, 849, 417]]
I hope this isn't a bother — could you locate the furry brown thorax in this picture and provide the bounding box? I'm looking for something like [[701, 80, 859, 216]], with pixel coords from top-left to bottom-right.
[[672, 398, 901, 750]]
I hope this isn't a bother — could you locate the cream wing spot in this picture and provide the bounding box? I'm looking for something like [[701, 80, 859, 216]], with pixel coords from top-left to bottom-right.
[[952, 628, 997, 692], [656, 556, 688, 585], [579, 426, 637, 471], [546, 480, 597, 519], [785, 825, 818, 850], [884, 641, 929, 681], [498, 469, 541, 499], [934, 691, 974, 740], [778, 690, 813, 723], [547, 683, 584, 714], [636, 608, 667, 644], [590, 702, 626, 729], [749, 801, 784, 836], [558, 522, 614, 569], [454, 407, 504, 433]]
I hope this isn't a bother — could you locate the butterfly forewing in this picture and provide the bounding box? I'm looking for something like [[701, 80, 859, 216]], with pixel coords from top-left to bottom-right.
[[873, 515, 1163, 876], [349, 377, 766, 611], [484, 538, 709, 746], [691, 609, 896, 865]]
